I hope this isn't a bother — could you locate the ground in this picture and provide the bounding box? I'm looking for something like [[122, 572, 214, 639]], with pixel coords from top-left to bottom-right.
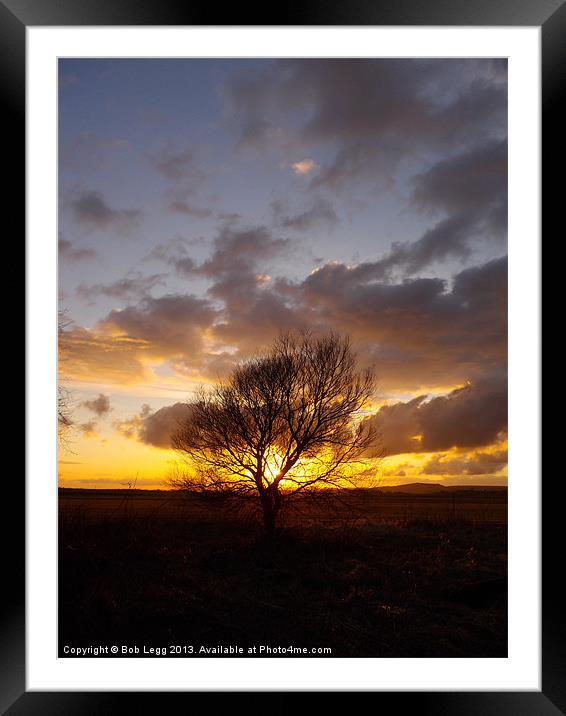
[[59, 488, 507, 658]]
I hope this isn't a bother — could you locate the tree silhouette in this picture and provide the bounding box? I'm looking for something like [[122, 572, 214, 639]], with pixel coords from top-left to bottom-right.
[[172, 332, 377, 537], [58, 310, 73, 446]]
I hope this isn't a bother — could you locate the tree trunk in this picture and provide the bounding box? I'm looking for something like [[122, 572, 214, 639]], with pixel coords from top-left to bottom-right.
[[260, 486, 281, 541], [264, 507, 276, 539]]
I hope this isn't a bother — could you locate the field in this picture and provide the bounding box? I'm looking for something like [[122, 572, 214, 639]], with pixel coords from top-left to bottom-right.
[[59, 486, 507, 658]]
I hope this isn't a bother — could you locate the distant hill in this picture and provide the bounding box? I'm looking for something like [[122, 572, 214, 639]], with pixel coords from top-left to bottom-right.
[[376, 482, 507, 494], [58, 483, 507, 496]]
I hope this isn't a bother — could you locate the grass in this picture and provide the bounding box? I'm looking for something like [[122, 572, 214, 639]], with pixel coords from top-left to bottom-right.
[[59, 489, 507, 658]]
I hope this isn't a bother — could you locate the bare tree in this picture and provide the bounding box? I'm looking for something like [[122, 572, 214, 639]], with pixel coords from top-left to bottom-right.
[[58, 310, 74, 446], [172, 332, 377, 538]]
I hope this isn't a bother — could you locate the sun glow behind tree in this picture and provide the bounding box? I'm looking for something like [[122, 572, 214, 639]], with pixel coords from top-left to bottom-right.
[[171, 332, 380, 535]]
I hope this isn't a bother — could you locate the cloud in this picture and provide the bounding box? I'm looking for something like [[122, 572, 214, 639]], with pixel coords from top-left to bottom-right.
[[114, 403, 152, 439], [312, 140, 507, 279], [158, 249, 507, 392], [200, 225, 291, 278], [62, 243, 506, 394], [150, 224, 292, 283], [149, 145, 246, 222], [422, 447, 507, 476], [115, 402, 192, 449], [78, 420, 98, 438], [146, 237, 199, 277], [363, 372, 507, 456], [194, 226, 303, 352], [294, 255, 507, 390], [59, 237, 97, 263], [70, 190, 141, 231], [57, 58, 509, 457], [150, 147, 203, 182], [411, 140, 507, 217], [140, 403, 193, 448], [169, 201, 214, 218], [76, 273, 166, 302], [80, 393, 111, 416], [370, 212, 477, 277], [271, 196, 338, 231], [100, 294, 217, 359], [144, 224, 300, 359], [291, 159, 318, 176], [59, 326, 149, 384], [113, 363, 507, 463], [213, 244, 500, 372], [406, 139, 508, 265], [224, 63, 507, 282], [149, 145, 211, 213], [225, 59, 507, 190]]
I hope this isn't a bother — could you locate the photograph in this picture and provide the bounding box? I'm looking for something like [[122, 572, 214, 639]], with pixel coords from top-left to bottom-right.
[[57, 57, 508, 659]]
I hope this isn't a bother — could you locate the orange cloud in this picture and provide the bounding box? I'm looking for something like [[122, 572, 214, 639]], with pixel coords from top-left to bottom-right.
[[291, 159, 318, 175], [59, 326, 149, 384]]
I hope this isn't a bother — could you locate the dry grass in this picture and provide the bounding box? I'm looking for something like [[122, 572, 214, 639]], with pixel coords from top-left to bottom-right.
[[59, 488, 507, 658]]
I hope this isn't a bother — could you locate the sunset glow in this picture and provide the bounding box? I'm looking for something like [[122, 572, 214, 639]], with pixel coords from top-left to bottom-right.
[[58, 58, 507, 490]]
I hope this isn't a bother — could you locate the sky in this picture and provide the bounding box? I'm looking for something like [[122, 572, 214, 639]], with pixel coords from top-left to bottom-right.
[[58, 58, 508, 489]]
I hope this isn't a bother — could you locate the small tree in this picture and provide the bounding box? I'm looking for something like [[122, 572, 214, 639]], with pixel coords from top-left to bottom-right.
[[172, 332, 377, 538]]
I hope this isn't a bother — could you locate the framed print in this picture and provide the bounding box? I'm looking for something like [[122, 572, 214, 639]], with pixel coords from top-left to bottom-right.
[[8, 0, 556, 708]]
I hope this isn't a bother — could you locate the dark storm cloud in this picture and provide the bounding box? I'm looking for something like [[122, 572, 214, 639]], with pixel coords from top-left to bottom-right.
[[59, 237, 98, 263], [70, 190, 141, 231], [363, 371, 507, 456], [114, 402, 192, 449], [80, 393, 111, 416], [271, 196, 338, 231], [76, 272, 166, 302], [225, 59, 507, 189]]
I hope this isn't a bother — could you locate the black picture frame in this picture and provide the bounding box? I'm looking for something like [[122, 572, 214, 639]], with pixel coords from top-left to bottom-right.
[[8, 0, 554, 709]]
